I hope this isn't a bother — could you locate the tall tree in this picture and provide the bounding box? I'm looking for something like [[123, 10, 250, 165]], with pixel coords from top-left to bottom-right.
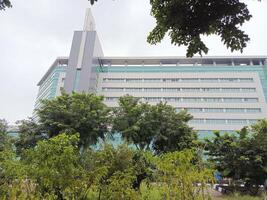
[[37, 92, 111, 149], [112, 95, 157, 150], [152, 102, 196, 154], [113, 95, 196, 153]]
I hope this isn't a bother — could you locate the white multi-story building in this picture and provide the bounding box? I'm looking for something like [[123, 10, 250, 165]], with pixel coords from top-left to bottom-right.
[[34, 9, 267, 137]]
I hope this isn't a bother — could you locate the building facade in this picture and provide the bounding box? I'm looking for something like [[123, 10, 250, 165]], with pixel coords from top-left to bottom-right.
[[35, 9, 267, 136]]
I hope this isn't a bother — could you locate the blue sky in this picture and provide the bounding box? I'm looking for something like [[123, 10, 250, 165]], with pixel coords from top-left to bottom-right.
[[0, 0, 266, 123]]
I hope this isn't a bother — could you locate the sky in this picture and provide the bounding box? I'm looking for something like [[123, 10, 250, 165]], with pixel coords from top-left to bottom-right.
[[0, 0, 267, 124]]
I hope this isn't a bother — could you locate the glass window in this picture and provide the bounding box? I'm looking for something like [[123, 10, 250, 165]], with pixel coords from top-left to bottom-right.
[[202, 88, 220, 92], [162, 88, 180, 92], [144, 88, 161, 92], [239, 78, 253, 82], [224, 98, 243, 103], [221, 88, 240, 92], [204, 98, 222, 102], [244, 98, 258, 103], [162, 78, 179, 82], [190, 119, 205, 124], [227, 119, 247, 125], [220, 78, 238, 82], [182, 88, 201, 92], [181, 78, 199, 82], [246, 108, 261, 113], [144, 79, 161, 83], [242, 88, 256, 92], [225, 108, 245, 113], [186, 108, 203, 113], [126, 78, 143, 83], [204, 108, 224, 113], [125, 88, 143, 92], [200, 78, 218, 83], [184, 98, 201, 102], [206, 119, 226, 124]]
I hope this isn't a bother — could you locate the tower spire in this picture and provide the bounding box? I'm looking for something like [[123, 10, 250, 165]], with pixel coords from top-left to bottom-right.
[[83, 8, 96, 31]]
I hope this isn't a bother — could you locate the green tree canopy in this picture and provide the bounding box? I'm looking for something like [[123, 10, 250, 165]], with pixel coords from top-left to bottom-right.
[[37, 92, 111, 149], [113, 95, 196, 153], [205, 120, 267, 194], [15, 118, 45, 155]]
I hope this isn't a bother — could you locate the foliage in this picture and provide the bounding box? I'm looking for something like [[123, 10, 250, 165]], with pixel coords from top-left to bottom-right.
[[152, 102, 197, 154], [37, 92, 111, 149], [1, 133, 89, 199], [147, 0, 253, 57], [113, 95, 196, 153], [0, 119, 11, 152], [15, 118, 46, 155], [88, 0, 257, 57], [112, 95, 156, 150], [146, 149, 214, 200], [81, 144, 147, 199], [0, 0, 11, 10], [205, 120, 267, 195]]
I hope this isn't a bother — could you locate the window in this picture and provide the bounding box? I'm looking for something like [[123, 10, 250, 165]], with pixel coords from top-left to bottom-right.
[[227, 119, 247, 125], [144, 79, 161, 83], [162, 88, 180, 92], [224, 98, 243, 103], [126, 78, 143, 83], [221, 88, 240, 92], [184, 98, 200, 102], [206, 119, 226, 124], [200, 78, 218, 83], [163, 78, 179, 82], [204, 98, 222, 102], [144, 88, 161, 92], [103, 88, 124, 92], [204, 108, 224, 113], [244, 98, 258, 103], [182, 88, 201, 92], [239, 78, 253, 82], [187, 108, 203, 113], [225, 108, 244, 113], [242, 88, 256, 92], [181, 78, 199, 82], [125, 88, 143, 92], [190, 119, 205, 124], [202, 88, 220, 92], [246, 108, 261, 113], [220, 78, 238, 82]]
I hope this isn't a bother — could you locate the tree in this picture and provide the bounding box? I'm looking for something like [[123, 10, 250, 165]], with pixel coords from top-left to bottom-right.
[[112, 95, 157, 150], [89, 0, 259, 57], [152, 102, 197, 154], [205, 120, 267, 195], [22, 133, 87, 199], [15, 118, 46, 155], [0, 119, 11, 152], [37, 92, 111, 150], [145, 150, 213, 199], [113, 95, 196, 153], [0, 0, 11, 10]]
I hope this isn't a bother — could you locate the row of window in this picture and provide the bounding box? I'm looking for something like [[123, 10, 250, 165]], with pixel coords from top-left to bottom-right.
[[103, 78, 254, 83], [102, 87, 256, 93], [190, 119, 257, 125], [176, 108, 261, 113], [105, 97, 259, 103]]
